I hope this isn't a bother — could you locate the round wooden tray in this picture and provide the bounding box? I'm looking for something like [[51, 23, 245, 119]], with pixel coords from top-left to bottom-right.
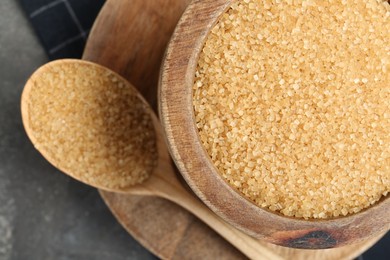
[[83, 0, 386, 259]]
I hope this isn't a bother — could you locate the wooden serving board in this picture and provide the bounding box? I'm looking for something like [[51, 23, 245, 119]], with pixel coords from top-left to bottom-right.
[[83, 0, 386, 259]]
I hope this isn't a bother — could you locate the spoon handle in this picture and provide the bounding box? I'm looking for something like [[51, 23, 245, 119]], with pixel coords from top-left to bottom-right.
[[147, 170, 282, 260]]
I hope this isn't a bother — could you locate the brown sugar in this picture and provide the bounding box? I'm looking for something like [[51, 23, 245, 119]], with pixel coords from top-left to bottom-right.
[[27, 61, 157, 190], [193, 0, 389, 219]]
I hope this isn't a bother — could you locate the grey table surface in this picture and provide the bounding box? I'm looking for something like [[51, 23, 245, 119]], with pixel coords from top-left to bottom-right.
[[0, 0, 157, 259]]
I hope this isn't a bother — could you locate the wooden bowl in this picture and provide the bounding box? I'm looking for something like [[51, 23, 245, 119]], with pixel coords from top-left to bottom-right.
[[159, 0, 390, 249]]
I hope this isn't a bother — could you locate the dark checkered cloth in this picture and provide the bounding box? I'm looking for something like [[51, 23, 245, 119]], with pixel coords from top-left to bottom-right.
[[17, 1, 390, 259], [18, 0, 105, 60]]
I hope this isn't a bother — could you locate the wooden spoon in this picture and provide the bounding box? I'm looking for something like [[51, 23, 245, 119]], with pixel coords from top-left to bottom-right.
[[21, 59, 282, 260]]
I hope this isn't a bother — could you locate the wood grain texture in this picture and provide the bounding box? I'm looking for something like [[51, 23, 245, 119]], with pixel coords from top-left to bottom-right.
[[84, 0, 387, 258], [159, 0, 390, 249], [84, 0, 191, 112]]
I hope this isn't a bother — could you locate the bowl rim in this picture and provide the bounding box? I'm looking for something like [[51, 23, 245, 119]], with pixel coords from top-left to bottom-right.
[[159, 0, 390, 248]]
